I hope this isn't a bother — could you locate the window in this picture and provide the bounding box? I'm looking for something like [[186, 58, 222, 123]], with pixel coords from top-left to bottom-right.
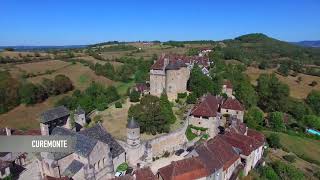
[[226, 110, 229, 112], [236, 111, 239, 114], [198, 122, 201, 125]]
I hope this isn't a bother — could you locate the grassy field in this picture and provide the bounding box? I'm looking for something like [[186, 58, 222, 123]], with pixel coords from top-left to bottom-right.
[[0, 93, 70, 130], [245, 67, 320, 99], [28, 62, 114, 90], [263, 131, 320, 165], [16, 60, 70, 74]]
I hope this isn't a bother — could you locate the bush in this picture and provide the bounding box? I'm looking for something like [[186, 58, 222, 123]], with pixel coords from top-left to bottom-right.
[[129, 89, 140, 102], [186, 93, 197, 104], [185, 126, 197, 141], [267, 133, 282, 149], [115, 102, 122, 108], [116, 162, 128, 172], [283, 154, 296, 163], [177, 92, 187, 99]]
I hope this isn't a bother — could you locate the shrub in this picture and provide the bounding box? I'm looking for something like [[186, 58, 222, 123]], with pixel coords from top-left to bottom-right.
[[283, 154, 296, 163], [115, 102, 122, 108], [177, 92, 187, 99], [116, 162, 128, 172], [185, 126, 197, 141], [129, 89, 140, 102], [162, 151, 170, 158], [186, 93, 197, 104], [267, 133, 282, 149]]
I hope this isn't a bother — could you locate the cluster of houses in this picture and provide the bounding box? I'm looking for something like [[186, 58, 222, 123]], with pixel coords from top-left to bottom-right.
[[0, 50, 266, 180]]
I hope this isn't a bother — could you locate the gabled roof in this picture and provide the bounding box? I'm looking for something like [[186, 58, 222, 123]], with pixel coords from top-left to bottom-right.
[[247, 129, 265, 146], [134, 167, 157, 180], [221, 131, 263, 156], [135, 83, 149, 93], [0, 159, 11, 170], [158, 157, 208, 180], [62, 160, 84, 177], [190, 95, 222, 117], [79, 123, 125, 158], [51, 127, 97, 158], [221, 98, 244, 111], [40, 106, 69, 123]]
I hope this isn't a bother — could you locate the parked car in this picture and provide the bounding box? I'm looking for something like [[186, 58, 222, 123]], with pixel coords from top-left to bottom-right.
[[115, 171, 125, 177], [186, 146, 194, 152], [175, 149, 185, 156]]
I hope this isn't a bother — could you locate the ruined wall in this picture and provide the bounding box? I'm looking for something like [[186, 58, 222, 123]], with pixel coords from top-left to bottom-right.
[[165, 67, 190, 100], [150, 70, 166, 97]]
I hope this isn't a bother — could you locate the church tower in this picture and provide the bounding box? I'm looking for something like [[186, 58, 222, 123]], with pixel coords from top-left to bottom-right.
[[126, 117, 142, 165]]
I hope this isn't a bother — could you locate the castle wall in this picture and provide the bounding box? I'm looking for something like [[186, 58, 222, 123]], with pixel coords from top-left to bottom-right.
[[149, 121, 188, 157], [165, 67, 190, 100], [150, 70, 166, 97]]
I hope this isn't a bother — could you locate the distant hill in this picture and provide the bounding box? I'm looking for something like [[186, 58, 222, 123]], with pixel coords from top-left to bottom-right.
[[217, 33, 320, 65], [0, 45, 87, 52], [292, 41, 320, 48]]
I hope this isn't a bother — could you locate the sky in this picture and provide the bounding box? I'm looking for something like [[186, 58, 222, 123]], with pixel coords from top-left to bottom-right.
[[0, 0, 320, 46]]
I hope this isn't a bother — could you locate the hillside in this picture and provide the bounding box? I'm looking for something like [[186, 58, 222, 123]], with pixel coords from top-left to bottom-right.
[[293, 40, 320, 48], [218, 33, 320, 65]]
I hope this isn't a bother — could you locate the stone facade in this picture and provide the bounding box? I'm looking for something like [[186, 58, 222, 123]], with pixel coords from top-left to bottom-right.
[[220, 108, 244, 122], [188, 115, 220, 138], [165, 67, 190, 100]]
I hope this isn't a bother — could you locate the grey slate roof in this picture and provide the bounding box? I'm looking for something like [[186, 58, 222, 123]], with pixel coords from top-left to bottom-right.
[[62, 160, 84, 177], [51, 127, 97, 158], [80, 123, 125, 158], [40, 106, 70, 123], [127, 118, 139, 129]]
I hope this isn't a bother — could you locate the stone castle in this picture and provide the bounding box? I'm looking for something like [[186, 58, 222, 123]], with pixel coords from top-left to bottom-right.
[[150, 54, 210, 100]]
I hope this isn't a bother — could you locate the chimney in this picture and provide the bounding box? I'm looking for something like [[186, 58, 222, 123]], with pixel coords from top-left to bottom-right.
[[5, 127, 11, 136]]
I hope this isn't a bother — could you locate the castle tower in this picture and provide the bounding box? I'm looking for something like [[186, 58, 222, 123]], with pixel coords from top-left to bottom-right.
[[127, 118, 140, 148], [126, 118, 142, 165]]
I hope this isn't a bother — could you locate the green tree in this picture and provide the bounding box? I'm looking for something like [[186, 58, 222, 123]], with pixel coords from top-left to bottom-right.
[[0, 71, 20, 113], [269, 112, 285, 131], [302, 115, 320, 129], [53, 74, 73, 94], [186, 92, 197, 104], [129, 89, 140, 102], [234, 80, 257, 108], [278, 63, 290, 76], [245, 106, 264, 129], [260, 166, 280, 180], [19, 83, 38, 104], [272, 161, 304, 180], [160, 92, 176, 124], [257, 74, 289, 112], [287, 99, 311, 120], [188, 65, 214, 97], [128, 95, 170, 134], [306, 90, 320, 115], [267, 133, 282, 149]]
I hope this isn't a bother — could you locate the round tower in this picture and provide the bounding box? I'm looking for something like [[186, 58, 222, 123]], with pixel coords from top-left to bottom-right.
[[126, 117, 142, 165], [127, 117, 140, 147]]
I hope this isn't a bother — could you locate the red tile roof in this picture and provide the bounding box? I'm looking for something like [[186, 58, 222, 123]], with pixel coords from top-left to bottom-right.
[[223, 80, 233, 89], [135, 83, 149, 93], [247, 129, 265, 146], [196, 135, 240, 172], [134, 167, 157, 180], [222, 131, 263, 156], [150, 54, 210, 70], [158, 157, 208, 180], [44, 176, 69, 180], [221, 98, 244, 111], [190, 95, 223, 117], [229, 118, 247, 135]]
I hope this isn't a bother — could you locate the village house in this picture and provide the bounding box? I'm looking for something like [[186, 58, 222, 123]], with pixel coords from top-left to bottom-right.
[[189, 95, 223, 137], [150, 54, 210, 100], [37, 123, 126, 179], [111, 167, 157, 180], [198, 47, 213, 57], [220, 97, 245, 122], [0, 160, 11, 179], [188, 94, 245, 138], [134, 83, 150, 95]]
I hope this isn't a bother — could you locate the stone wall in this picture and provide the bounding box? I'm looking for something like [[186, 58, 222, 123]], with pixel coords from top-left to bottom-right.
[[148, 120, 188, 157], [150, 70, 166, 97], [221, 108, 244, 122], [165, 67, 190, 100], [188, 116, 220, 138]]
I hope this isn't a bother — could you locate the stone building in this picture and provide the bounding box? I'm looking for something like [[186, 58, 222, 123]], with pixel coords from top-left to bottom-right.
[[220, 97, 245, 121], [126, 118, 144, 165], [40, 106, 86, 135], [37, 124, 125, 179], [189, 95, 223, 137], [150, 54, 210, 100]]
